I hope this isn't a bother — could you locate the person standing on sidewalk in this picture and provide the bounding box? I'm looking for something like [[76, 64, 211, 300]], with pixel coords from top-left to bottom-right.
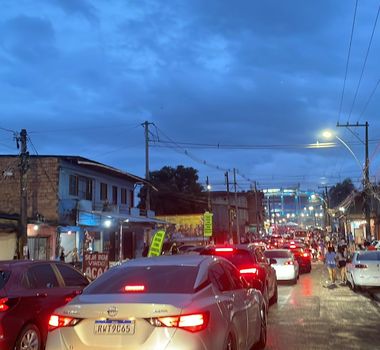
[[325, 246, 337, 285], [336, 246, 347, 284]]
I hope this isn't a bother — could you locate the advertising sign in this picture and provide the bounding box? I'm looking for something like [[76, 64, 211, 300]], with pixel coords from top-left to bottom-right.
[[203, 212, 213, 237], [83, 252, 109, 280], [148, 230, 166, 257]]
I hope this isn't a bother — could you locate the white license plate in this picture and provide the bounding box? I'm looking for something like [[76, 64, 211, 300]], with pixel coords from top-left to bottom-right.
[[94, 320, 135, 335]]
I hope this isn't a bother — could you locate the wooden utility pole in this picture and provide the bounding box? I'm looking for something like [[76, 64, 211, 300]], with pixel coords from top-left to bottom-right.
[[233, 168, 240, 244], [142, 121, 152, 212], [225, 171, 232, 242], [18, 129, 29, 259]]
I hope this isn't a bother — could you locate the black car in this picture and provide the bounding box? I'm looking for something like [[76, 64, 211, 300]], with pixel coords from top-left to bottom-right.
[[199, 244, 278, 307]]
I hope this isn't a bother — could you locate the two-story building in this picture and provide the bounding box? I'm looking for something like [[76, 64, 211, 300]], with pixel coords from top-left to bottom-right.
[[0, 155, 162, 261]]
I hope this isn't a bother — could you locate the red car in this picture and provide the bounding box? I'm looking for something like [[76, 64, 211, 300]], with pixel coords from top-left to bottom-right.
[[282, 243, 312, 273], [0, 260, 90, 350], [199, 244, 278, 307]]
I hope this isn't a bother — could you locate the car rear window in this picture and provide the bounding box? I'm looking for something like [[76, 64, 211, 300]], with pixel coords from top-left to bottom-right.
[[0, 270, 10, 289], [264, 251, 291, 259], [202, 249, 254, 267], [357, 252, 380, 261], [83, 265, 199, 294]]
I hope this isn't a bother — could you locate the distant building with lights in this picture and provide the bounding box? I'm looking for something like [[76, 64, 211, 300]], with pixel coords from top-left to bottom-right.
[[263, 186, 325, 230]]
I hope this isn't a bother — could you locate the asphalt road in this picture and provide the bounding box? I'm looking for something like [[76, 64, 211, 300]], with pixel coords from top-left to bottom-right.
[[266, 262, 380, 350]]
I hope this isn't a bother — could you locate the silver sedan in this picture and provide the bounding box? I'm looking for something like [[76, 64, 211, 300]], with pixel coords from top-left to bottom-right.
[[46, 254, 267, 350]]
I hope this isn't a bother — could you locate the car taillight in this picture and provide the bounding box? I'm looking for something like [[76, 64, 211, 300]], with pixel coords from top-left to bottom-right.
[[303, 253, 309, 258], [215, 247, 234, 252], [285, 260, 294, 265], [290, 245, 296, 249], [48, 314, 81, 331], [148, 312, 209, 332], [0, 297, 19, 312], [239, 267, 258, 275], [124, 285, 145, 292], [355, 264, 368, 269]]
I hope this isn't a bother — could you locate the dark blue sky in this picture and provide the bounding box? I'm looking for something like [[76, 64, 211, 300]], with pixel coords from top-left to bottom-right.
[[1, 0, 380, 192]]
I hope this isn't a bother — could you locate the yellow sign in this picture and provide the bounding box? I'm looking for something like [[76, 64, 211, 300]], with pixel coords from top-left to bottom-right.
[[203, 212, 213, 237], [148, 230, 166, 257]]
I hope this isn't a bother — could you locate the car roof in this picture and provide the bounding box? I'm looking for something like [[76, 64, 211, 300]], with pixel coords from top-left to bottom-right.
[[120, 254, 214, 267]]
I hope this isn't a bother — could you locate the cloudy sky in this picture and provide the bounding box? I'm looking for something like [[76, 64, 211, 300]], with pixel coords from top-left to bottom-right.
[[1, 0, 380, 192]]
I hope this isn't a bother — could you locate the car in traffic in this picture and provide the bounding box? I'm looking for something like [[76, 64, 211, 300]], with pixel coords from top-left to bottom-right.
[[346, 251, 380, 291], [282, 243, 312, 273], [264, 249, 299, 284], [46, 254, 267, 350], [0, 260, 90, 350], [199, 244, 278, 307]]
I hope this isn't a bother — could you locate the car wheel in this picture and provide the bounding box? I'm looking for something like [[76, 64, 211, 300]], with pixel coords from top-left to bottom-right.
[[262, 284, 269, 308], [270, 283, 278, 305], [255, 307, 267, 350], [306, 265, 312, 273], [15, 323, 41, 350], [225, 332, 236, 350]]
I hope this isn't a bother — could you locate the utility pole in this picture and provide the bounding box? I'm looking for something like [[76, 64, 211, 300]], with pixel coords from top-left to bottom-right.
[[233, 169, 240, 244], [225, 171, 232, 242], [318, 185, 332, 231], [337, 122, 371, 240], [17, 129, 29, 259], [142, 121, 152, 212], [254, 181, 259, 235]]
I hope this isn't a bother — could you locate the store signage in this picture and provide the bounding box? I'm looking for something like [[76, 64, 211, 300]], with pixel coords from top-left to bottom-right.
[[83, 252, 109, 280]]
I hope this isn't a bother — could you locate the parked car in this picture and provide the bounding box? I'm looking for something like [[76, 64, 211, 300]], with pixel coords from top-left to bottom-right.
[[264, 249, 299, 284], [346, 251, 380, 291], [46, 255, 267, 350], [199, 244, 278, 306], [0, 260, 90, 350]]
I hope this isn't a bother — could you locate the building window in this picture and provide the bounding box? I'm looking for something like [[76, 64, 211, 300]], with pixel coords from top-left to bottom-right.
[[112, 186, 118, 205], [100, 183, 108, 201], [69, 175, 78, 196], [121, 188, 127, 205], [78, 176, 93, 200], [129, 190, 134, 207]]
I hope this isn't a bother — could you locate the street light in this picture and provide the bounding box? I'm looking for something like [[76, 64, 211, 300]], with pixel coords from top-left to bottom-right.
[[322, 128, 371, 239]]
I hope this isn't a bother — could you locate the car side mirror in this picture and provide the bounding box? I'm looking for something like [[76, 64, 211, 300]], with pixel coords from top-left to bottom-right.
[[269, 258, 277, 265]]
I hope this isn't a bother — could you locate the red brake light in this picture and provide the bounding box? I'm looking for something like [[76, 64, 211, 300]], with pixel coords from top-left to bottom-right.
[[355, 264, 368, 269], [154, 312, 209, 332], [0, 298, 9, 312], [303, 253, 309, 258], [124, 285, 145, 292], [48, 314, 80, 331], [215, 248, 234, 252], [290, 245, 296, 249], [285, 260, 294, 265], [239, 268, 258, 275]]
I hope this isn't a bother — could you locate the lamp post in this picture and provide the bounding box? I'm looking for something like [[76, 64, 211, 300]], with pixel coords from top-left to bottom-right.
[[311, 193, 330, 230], [322, 127, 371, 240]]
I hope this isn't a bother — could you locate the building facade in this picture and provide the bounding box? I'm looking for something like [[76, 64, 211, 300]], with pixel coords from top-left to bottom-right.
[[0, 155, 160, 261]]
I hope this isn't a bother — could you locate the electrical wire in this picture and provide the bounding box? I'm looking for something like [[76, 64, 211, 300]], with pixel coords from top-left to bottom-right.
[[338, 0, 358, 124], [348, 2, 380, 122]]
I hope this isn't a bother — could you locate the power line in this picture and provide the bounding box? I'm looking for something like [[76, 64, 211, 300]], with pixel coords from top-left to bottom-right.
[[348, 2, 380, 122], [338, 0, 358, 124], [359, 77, 380, 119]]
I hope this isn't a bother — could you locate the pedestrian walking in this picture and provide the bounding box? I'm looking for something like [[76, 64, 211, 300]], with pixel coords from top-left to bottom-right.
[[336, 246, 347, 284], [324, 246, 337, 285]]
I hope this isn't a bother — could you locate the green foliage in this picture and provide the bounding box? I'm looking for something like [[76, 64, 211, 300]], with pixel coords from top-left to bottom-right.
[[138, 165, 207, 215], [328, 178, 355, 208]]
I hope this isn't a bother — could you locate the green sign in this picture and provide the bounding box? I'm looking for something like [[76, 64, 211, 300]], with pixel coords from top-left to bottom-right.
[[203, 212, 213, 237], [148, 230, 166, 257]]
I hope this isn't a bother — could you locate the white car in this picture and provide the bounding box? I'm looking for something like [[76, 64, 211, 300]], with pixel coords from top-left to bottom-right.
[[264, 249, 299, 284], [46, 255, 267, 350], [346, 251, 380, 290]]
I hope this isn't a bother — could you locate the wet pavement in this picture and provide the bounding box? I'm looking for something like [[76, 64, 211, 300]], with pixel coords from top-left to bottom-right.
[[266, 262, 380, 350]]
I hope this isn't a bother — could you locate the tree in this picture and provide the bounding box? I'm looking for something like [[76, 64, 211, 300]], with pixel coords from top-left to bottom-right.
[[138, 165, 207, 215], [328, 178, 355, 208]]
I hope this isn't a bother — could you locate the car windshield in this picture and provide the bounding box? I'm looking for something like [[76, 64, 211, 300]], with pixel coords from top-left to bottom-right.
[[83, 265, 200, 294], [356, 252, 380, 261], [264, 251, 291, 259]]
